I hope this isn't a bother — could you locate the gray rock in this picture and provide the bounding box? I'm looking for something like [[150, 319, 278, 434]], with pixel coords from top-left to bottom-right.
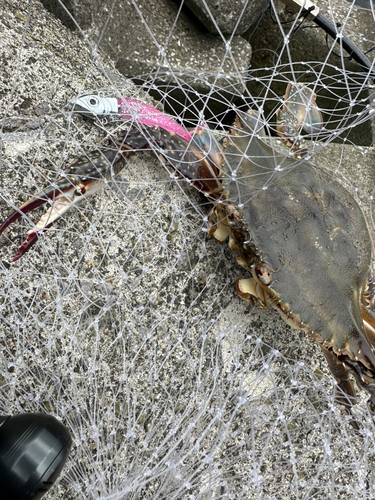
[[0, 0, 143, 127], [39, 0, 252, 94], [1, 116, 43, 131], [245, 0, 375, 146], [185, 0, 270, 35]]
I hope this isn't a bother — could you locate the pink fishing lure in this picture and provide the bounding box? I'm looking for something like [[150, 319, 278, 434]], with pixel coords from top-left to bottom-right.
[[118, 98, 191, 141]]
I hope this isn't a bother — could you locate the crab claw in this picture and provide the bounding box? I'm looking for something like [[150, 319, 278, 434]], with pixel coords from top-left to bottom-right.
[[283, 82, 323, 134], [0, 186, 66, 262], [276, 82, 323, 153], [131, 125, 225, 199], [0, 146, 126, 261]]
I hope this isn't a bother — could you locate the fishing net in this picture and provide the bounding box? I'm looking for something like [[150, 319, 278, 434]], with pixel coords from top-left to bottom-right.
[[1, 0, 375, 498]]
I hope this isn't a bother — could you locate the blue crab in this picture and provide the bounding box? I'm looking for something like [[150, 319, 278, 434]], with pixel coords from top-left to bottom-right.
[[1, 83, 375, 423]]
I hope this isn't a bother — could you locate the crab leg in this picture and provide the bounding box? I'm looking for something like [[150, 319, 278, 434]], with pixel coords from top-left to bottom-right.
[[320, 347, 361, 429], [0, 144, 127, 261], [321, 347, 357, 404]]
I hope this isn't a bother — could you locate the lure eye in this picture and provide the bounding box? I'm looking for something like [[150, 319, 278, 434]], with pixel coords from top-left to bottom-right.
[[75, 186, 86, 196], [89, 97, 98, 107]]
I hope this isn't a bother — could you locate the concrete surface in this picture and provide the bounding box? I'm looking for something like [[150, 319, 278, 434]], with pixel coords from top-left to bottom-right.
[[0, 1, 375, 499], [184, 0, 270, 35]]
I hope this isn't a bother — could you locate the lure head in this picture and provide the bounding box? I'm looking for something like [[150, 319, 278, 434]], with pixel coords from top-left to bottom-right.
[[71, 93, 192, 140], [70, 94, 119, 119]]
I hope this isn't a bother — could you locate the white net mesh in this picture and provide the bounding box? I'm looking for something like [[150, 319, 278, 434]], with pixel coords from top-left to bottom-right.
[[1, 0, 375, 498]]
